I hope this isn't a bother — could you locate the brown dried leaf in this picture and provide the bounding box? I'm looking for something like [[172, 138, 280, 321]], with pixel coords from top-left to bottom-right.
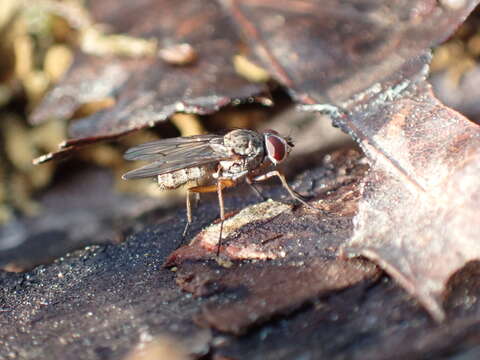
[[341, 82, 480, 322], [187, 259, 378, 335], [222, 0, 479, 105], [31, 0, 266, 163], [220, 0, 480, 320]]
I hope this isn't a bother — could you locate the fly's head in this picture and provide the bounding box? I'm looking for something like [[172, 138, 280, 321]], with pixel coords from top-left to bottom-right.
[[263, 129, 294, 165]]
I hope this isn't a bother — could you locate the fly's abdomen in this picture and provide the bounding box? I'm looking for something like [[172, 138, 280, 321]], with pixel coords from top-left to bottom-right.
[[157, 167, 208, 190]]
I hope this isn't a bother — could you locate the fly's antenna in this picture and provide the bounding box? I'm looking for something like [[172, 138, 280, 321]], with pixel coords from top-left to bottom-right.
[[286, 128, 295, 147]]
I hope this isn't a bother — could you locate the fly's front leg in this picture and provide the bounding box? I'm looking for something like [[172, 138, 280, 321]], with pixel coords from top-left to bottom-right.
[[253, 170, 318, 210]]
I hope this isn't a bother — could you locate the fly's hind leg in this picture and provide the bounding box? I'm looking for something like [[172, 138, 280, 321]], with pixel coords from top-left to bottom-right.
[[182, 188, 194, 239], [252, 170, 319, 211], [182, 181, 209, 240], [188, 179, 236, 256]]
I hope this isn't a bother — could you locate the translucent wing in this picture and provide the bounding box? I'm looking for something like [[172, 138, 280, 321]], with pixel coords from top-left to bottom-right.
[[122, 135, 228, 180], [124, 134, 220, 161], [123, 157, 221, 179]]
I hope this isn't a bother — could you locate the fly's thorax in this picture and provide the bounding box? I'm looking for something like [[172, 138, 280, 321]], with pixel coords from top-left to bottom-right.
[[157, 166, 210, 190], [223, 130, 264, 158], [221, 129, 264, 176], [218, 159, 249, 179]]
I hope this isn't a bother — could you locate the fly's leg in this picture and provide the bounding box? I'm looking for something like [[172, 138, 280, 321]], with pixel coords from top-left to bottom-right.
[[246, 176, 266, 201], [252, 170, 318, 211], [188, 179, 236, 256], [193, 180, 201, 208], [216, 179, 225, 256], [182, 188, 194, 239], [194, 192, 201, 208]]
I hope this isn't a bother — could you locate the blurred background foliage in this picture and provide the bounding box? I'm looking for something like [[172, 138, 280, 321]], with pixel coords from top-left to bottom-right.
[[0, 0, 213, 224]]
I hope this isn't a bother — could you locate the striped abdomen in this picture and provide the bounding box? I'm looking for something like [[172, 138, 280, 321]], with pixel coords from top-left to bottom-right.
[[157, 167, 209, 190]]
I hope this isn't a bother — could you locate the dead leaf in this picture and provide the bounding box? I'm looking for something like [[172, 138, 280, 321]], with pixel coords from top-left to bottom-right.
[[220, 0, 480, 321], [31, 0, 266, 163], [222, 0, 479, 105], [190, 258, 378, 335], [341, 82, 480, 322]]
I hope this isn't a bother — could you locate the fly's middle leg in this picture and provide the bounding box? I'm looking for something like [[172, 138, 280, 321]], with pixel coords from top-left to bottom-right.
[[246, 176, 266, 201], [187, 179, 236, 255]]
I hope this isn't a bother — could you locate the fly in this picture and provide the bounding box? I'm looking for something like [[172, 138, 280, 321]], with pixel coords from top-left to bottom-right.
[[122, 129, 316, 255]]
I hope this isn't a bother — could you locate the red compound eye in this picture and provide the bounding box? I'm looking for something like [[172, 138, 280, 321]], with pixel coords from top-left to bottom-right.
[[265, 134, 287, 163], [262, 128, 279, 135]]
